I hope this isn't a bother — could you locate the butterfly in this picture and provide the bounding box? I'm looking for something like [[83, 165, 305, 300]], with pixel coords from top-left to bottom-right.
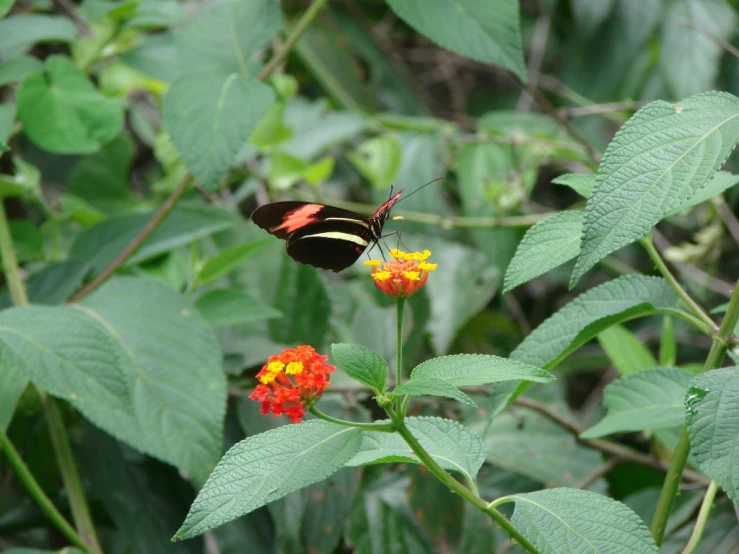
[[251, 190, 404, 272]]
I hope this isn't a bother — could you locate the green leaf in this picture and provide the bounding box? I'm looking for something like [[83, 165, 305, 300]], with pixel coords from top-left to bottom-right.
[[331, 343, 389, 392], [513, 275, 682, 370], [347, 416, 486, 482], [0, 15, 77, 56], [0, 55, 44, 87], [0, 277, 227, 482], [70, 204, 234, 274], [164, 73, 274, 190], [0, 102, 14, 150], [0, 157, 40, 200], [551, 173, 595, 198], [0, 261, 90, 310], [408, 354, 555, 386], [17, 55, 124, 154], [67, 135, 137, 214], [581, 367, 693, 439], [174, 420, 362, 540], [0, 362, 27, 431], [195, 289, 281, 328], [269, 259, 330, 350], [395, 379, 475, 405], [597, 324, 658, 376], [507, 488, 658, 553], [346, 135, 403, 190], [9, 220, 42, 262], [687, 366, 739, 502], [0, 0, 15, 17], [503, 211, 583, 293], [174, 0, 282, 75], [572, 92, 739, 286], [197, 238, 272, 285], [385, 0, 526, 81], [665, 170, 739, 216], [661, 0, 735, 98]]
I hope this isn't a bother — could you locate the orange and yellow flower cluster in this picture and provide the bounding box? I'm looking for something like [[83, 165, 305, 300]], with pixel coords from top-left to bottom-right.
[[364, 249, 437, 300], [249, 346, 334, 423]]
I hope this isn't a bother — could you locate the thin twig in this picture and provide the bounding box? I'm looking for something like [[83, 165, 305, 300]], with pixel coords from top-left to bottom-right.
[[679, 17, 739, 60], [517, 15, 550, 111], [70, 174, 192, 302], [558, 100, 649, 118], [575, 459, 617, 490], [293, 195, 554, 228], [55, 0, 91, 36], [513, 397, 708, 484], [713, 196, 739, 245]]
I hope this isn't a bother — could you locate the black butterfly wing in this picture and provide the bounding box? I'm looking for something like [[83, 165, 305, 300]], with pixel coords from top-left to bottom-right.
[[285, 219, 373, 272], [251, 202, 370, 240]]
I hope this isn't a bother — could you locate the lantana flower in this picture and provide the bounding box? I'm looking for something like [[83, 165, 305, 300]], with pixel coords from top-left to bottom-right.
[[364, 249, 438, 300], [249, 346, 334, 423]]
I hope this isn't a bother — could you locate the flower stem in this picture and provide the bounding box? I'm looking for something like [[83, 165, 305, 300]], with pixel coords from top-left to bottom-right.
[[392, 418, 540, 554], [309, 407, 395, 432], [0, 428, 89, 552], [0, 200, 28, 305], [680, 481, 718, 554], [640, 235, 717, 334], [650, 278, 739, 544], [396, 299, 405, 388]]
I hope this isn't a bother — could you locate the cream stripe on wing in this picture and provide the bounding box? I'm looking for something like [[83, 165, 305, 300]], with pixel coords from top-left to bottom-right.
[[323, 217, 370, 228], [295, 232, 368, 246]]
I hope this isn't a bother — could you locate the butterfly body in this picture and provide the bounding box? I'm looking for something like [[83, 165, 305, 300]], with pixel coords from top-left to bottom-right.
[[251, 190, 403, 272]]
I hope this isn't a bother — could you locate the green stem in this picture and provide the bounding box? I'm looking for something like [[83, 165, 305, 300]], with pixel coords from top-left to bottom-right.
[[0, 428, 89, 552], [396, 299, 405, 388], [650, 278, 739, 544], [640, 235, 717, 334], [309, 407, 395, 432], [257, 0, 329, 81], [43, 395, 103, 554], [393, 419, 540, 554], [0, 200, 28, 305], [680, 481, 718, 554]]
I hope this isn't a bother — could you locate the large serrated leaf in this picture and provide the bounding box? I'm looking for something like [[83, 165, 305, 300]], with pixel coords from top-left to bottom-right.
[[346, 417, 486, 482], [174, 420, 362, 540], [174, 0, 282, 75], [0, 277, 226, 483], [409, 354, 555, 386], [572, 92, 739, 286], [687, 366, 739, 502], [508, 488, 658, 553], [512, 275, 682, 369], [163, 73, 274, 190], [331, 343, 389, 392], [581, 367, 693, 438], [386, 0, 526, 80], [0, 362, 27, 431], [503, 211, 583, 293]]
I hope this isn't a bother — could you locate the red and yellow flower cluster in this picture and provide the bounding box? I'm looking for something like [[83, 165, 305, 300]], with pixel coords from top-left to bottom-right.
[[249, 346, 334, 423], [364, 249, 438, 300]]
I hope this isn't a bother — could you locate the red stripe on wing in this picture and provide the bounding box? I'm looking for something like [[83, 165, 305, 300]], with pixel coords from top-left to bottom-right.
[[270, 204, 324, 234], [372, 190, 404, 218]]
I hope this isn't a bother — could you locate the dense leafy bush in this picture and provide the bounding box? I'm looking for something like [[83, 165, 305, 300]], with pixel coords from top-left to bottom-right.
[[1, 1, 739, 553]]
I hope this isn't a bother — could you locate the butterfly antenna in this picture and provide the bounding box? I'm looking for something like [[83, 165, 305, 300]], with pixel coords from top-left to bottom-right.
[[393, 177, 443, 206]]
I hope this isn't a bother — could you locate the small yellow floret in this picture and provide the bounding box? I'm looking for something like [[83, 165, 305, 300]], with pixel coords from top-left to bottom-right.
[[267, 361, 285, 373], [390, 248, 406, 259], [373, 271, 392, 281], [285, 361, 304, 375], [363, 260, 382, 267], [402, 271, 420, 281], [418, 262, 438, 271]]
